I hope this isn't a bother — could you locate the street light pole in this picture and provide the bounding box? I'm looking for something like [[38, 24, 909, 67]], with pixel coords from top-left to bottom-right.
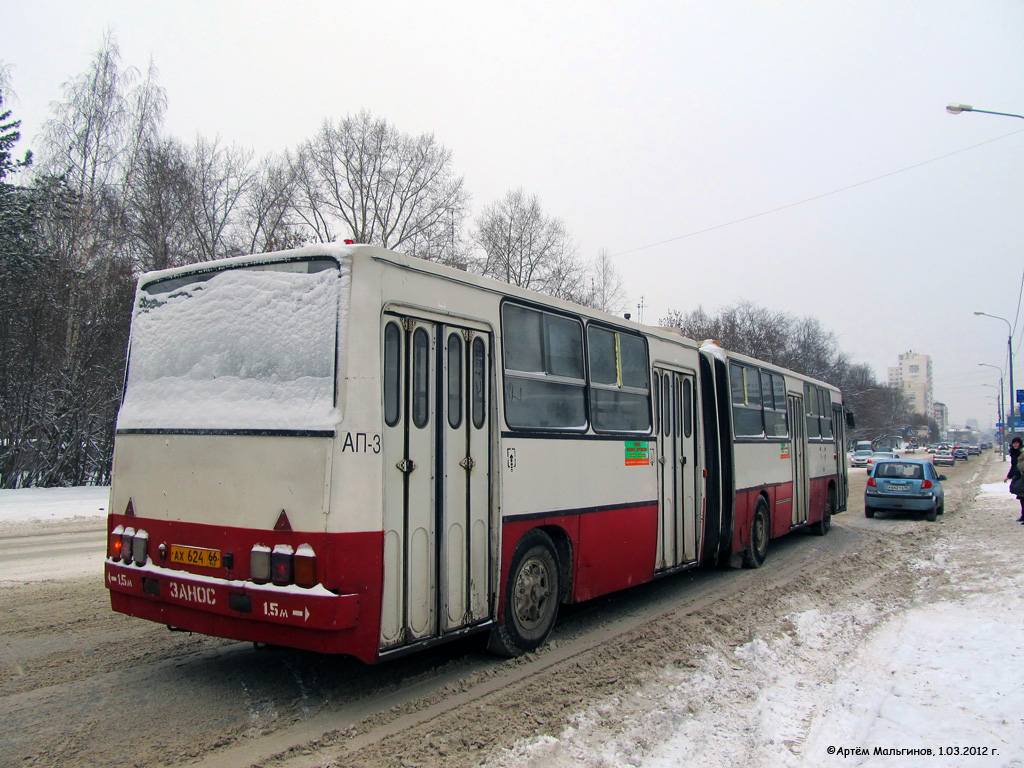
[[980, 363, 1006, 460], [948, 105, 1022, 440], [975, 312, 1015, 441], [946, 103, 1024, 120]]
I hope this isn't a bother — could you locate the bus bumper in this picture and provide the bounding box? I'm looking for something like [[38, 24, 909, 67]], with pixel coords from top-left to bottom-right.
[[105, 559, 360, 636]]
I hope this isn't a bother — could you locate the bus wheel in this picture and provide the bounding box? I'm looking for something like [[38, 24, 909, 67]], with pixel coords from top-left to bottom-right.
[[743, 499, 770, 569], [811, 488, 834, 536], [487, 530, 561, 657]]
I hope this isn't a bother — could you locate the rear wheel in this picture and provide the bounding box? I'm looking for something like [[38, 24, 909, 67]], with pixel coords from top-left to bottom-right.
[[865, 506, 875, 519], [811, 488, 834, 536], [926, 501, 938, 522], [743, 498, 770, 568], [487, 529, 561, 657]]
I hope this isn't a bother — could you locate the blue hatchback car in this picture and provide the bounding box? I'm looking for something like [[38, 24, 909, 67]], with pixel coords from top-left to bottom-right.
[[865, 458, 946, 521]]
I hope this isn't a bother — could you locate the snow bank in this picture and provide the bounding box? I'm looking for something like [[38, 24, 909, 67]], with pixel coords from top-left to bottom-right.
[[0, 486, 108, 523]]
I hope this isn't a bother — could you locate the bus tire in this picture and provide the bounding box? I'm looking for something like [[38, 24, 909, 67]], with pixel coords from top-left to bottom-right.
[[811, 488, 834, 536], [743, 498, 770, 569], [487, 529, 561, 657]]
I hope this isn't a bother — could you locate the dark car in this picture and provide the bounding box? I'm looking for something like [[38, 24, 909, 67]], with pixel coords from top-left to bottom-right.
[[952, 446, 969, 461], [865, 459, 946, 521]]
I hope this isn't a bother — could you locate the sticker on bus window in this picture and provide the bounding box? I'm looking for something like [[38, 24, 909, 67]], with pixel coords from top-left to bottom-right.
[[780, 442, 791, 459], [625, 441, 649, 466]]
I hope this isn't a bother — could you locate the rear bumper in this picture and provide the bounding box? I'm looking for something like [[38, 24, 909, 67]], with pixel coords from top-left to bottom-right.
[[864, 492, 937, 511], [106, 559, 368, 656]]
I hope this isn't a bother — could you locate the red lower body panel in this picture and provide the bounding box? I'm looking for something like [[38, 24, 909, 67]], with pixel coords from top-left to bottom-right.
[[500, 502, 660, 609], [105, 516, 384, 663]]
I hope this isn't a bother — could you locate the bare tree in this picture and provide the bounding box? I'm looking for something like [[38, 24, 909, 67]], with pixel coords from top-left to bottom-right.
[[241, 153, 305, 254], [124, 136, 194, 272], [580, 248, 627, 315], [473, 187, 584, 300], [36, 31, 165, 268], [291, 111, 469, 263], [187, 135, 255, 261]]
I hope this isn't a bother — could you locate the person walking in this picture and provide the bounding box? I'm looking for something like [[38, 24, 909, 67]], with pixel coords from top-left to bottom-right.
[[1006, 436, 1024, 523]]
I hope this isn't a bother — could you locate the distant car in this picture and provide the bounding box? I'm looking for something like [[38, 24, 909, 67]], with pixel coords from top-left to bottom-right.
[[865, 451, 899, 474], [932, 449, 955, 466], [952, 446, 969, 461], [850, 449, 873, 468], [865, 458, 946, 521], [967, 445, 981, 456]]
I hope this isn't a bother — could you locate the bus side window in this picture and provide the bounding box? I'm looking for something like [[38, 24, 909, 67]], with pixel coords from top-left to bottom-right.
[[447, 332, 463, 429], [805, 384, 821, 439], [412, 327, 431, 429], [384, 322, 401, 427], [818, 388, 834, 440], [472, 336, 486, 429], [731, 363, 765, 438], [501, 304, 586, 430]]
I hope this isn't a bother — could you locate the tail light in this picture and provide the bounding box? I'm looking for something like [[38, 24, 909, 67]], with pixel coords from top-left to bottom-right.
[[114, 527, 149, 566], [251, 543, 318, 588], [250, 545, 271, 583], [921, 480, 933, 489], [132, 529, 149, 566], [109, 525, 125, 559], [294, 544, 317, 588], [121, 528, 135, 564], [272, 545, 294, 586], [867, 477, 876, 487]]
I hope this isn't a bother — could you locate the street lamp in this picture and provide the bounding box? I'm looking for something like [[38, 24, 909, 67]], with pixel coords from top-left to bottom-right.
[[979, 363, 1007, 460], [946, 103, 1024, 120], [975, 312, 1015, 440]]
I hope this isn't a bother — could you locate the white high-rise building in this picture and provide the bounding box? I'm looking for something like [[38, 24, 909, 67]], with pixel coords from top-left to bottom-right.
[[888, 351, 934, 418]]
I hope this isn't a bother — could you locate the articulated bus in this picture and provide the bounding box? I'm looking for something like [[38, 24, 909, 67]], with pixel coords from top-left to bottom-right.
[[105, 244, 851, 663]]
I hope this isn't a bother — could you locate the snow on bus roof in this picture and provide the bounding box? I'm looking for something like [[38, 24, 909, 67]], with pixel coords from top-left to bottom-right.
[[137, 242, 358, 287]]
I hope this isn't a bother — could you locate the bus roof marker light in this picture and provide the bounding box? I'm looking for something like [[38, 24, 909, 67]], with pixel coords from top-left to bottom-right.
[[274, 510, 292, 532]]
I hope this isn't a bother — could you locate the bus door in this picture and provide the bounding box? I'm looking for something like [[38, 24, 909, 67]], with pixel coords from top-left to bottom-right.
[[381, 316, 491, 650], [832, 403, 848, 510], [788, 394, 809, 526], [654, 367, 699, 570]]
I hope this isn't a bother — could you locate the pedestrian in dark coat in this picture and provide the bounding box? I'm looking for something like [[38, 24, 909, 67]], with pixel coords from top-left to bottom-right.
[[1006, 437, 1024, 522]]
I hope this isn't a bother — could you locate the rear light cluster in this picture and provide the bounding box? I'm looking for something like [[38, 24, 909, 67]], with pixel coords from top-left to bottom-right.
[[249, 543, 318, 588], [110, 525, 149, 566]]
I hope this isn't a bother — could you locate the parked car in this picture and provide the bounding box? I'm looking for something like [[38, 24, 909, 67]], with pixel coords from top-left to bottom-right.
[[865, 451, 900, 474], [865, 458, 946, 521], [932, 449, 955, 466], [952, 446, 969, 461], [850, 449, 873, 468]]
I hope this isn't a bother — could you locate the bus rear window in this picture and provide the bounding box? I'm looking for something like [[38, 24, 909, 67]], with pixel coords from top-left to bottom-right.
[[118, 258, 345, 432]]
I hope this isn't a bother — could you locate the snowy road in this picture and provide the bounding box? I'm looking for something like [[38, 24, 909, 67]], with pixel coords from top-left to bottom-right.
[[1, 455, 1022, 767]]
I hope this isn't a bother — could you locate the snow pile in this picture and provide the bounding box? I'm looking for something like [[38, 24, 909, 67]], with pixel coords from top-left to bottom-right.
[[118, 264, 346, 431], [0, 486, 108, 523], [486, 474, 1024, 767]]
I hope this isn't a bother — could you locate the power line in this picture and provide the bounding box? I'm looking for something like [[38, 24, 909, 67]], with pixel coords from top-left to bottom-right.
[[611, 128, 1024, 259]]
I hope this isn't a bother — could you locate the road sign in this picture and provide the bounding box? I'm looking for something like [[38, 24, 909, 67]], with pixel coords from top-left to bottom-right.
[[1017, 389, 1024, 404]]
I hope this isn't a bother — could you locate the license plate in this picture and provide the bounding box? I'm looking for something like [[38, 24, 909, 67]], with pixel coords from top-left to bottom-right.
[[887, 484, 910, 492], [171, 545, 222, 569]]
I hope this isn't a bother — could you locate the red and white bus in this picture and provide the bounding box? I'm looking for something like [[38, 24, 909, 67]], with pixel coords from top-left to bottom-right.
[[105, 244, 851, 663]]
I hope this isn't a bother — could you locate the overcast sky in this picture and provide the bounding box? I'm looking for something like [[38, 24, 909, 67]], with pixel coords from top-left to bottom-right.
[[4, 0, 1023, 428]]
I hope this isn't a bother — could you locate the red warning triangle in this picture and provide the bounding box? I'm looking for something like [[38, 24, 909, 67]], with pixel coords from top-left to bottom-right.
[[274, 509, 292, 531]]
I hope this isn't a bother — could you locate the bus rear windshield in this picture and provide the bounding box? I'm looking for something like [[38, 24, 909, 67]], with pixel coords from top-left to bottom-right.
[[117, 258, 345, 432]]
